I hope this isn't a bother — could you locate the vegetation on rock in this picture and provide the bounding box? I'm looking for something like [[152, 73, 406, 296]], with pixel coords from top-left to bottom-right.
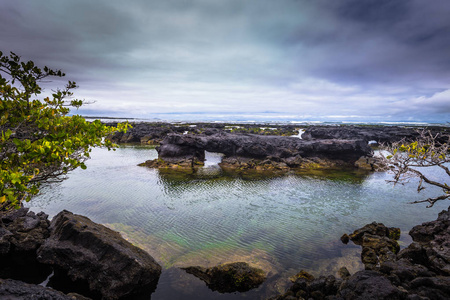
[[0, 51, 129, 211]]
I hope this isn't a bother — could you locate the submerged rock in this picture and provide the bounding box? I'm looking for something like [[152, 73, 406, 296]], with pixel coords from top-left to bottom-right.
[[37, 210, 162, 300], [182, 262, 266, 293], [288, 270, 315, 283]]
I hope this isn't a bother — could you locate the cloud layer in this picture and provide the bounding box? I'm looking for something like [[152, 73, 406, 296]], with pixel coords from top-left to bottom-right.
[[1, 0, 449, 122]]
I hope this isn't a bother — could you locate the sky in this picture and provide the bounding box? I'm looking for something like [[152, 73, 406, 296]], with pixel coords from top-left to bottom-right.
[[1, 0, 450, 123]]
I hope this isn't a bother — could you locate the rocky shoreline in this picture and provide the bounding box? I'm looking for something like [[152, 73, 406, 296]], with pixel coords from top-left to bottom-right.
[[108, 123, 448, 174], [0, 208, 161, 299], [271, 206, 450, 300], [1, 205, 449, 299]]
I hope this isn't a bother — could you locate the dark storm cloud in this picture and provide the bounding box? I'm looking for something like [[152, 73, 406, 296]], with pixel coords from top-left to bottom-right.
[[337, 0, 410, 24], [0, 0, 449, 121], [286, 0, 450, 93], [1, 1, 139, 77]]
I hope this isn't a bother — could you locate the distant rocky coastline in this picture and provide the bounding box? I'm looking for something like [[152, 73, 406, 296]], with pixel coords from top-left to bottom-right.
[[107, 122, 449, 146], [107, 122, 299, 144], [108, 122, 448, 174], [139, 132, 377, 173]]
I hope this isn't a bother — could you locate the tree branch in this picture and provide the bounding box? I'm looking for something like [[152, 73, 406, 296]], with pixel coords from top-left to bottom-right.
[[379, 129, 450, 207], [409, 194, 450, 208]]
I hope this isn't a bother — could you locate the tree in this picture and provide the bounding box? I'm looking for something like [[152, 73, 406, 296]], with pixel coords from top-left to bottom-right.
[[0, 51, 129, 211], [380, 129, 450, 207]]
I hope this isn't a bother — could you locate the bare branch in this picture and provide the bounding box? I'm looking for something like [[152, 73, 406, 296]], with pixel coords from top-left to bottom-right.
[[379, 129, 450, 207], [407, 167, 449, 191], [409, 195, 450, 208]]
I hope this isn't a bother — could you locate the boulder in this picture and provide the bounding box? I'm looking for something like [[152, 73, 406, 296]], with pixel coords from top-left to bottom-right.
[[182, 262, 266, 293], [347, 222, 401, 243], [402, 207, 450, 275], [0, 208, 52, 283], [339, 270, 406, 299], [408, 276, 450, 299], [379, 259, 434, 282], [37, 210, 161, 300], [269, 271, 341, 300], [1, 208, 50, 252], [0, 278, 90, 300], [344, 222, 401, 270]]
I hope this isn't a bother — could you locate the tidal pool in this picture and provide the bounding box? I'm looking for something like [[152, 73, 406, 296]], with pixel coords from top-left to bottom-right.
[[27, 145, 448, 299]]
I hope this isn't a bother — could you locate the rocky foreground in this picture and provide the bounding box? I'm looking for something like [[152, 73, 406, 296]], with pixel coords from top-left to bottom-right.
[[1, 206, 449, 299], [0, 208, 161, 299], [271, 206, 450, 300]]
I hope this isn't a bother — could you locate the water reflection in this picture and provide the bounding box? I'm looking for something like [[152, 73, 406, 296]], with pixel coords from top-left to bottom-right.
[[26, 146, 449, 299]]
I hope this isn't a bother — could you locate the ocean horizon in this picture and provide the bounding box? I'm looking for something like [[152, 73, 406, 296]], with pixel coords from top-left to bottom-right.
[[81, 114, 448, 127]]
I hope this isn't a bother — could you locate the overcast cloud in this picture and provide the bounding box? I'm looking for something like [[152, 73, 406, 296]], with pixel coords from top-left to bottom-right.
[[1, 0, 449, 122]]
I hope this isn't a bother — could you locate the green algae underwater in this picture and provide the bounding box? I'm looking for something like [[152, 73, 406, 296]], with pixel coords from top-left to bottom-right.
[[26, 145, 449, 299]]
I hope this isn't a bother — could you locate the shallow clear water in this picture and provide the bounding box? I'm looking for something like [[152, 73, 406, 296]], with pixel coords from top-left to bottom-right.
[[27, 145, 449, 299]]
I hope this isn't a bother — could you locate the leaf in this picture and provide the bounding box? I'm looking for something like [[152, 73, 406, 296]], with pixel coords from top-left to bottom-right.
[[0, 52, 126, 210]]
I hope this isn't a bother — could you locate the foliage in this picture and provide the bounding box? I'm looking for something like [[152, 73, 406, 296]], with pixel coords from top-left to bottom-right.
[[0, 51, 129, 211], [381, 130, 450, 207]]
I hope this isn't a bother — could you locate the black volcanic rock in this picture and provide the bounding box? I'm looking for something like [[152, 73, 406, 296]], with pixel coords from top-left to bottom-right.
[[0, 208, 52, 283], [343, 222, 401, 270], [0, 278, 90, 300], [148, 132, 373, 171], [107, 122, 193, 144], [107, 122, 300, 145], [339, 270, 406, 299], [400, 207, 450, 276], [182, 262, 266, 293], [273, 207, 450, 300], [301, 125, 421, 143], [37, 210, 162, 300]]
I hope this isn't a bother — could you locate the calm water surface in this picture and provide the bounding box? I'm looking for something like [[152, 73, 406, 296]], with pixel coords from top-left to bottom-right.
[[27, 145, 448, 299]]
